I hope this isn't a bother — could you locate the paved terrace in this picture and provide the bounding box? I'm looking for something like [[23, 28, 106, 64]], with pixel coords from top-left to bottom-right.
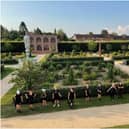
[[1, 103, 129, 128]]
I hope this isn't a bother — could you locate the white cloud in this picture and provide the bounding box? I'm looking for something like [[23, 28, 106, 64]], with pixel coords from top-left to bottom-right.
[[117, 25, 129, 35], [105, 25, 129, 35]]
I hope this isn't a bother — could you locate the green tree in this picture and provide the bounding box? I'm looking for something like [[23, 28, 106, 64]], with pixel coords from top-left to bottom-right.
[[89, 32, 93, 38], [19, 21, 28, 36], [72, 44, 81, 52], [88, 40, 97, 52], [3, 43, 13, 52], [11, 60, 44, 90], [57, 29, 68, 41], [8, 30, 20, 40], [0, 25, 9, 40], [34, 27, 42, 34], [54, 28, 57, 34], [107, 63, 114, 81], [101, 29, 109, 37]]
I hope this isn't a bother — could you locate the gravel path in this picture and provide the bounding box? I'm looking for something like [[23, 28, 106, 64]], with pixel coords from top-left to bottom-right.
[[0, 73, 15, 97], [1, 103, 129, 128], [115, 62, 129, 75], [0, 55, 46, 97]]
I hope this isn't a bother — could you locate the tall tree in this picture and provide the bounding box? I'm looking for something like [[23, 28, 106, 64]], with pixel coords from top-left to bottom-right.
[[101, 29, 109, 37], [54, 28, 57, 34], [34, 27, 42, 34], [0, 25, 9, 40], [88, 40, 97, 52], [19, 21, 28, 34], [11, 60, 44, 90], [57, 29, 68, 41]]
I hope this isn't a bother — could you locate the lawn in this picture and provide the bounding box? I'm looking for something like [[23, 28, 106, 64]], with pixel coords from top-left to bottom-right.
[[1, 85, 129, 118], [109, 124, 129, 128], [1, 67, 15, 79]]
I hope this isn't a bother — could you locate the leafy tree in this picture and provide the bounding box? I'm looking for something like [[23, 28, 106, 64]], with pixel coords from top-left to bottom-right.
[[54, 28, 57, 34], [88, 40, 97, 52], [112, 32, 118, 36], [11, 60, 44, 90], [57, 29, 68, 41], [89, 32, 93, 38], [34, 27, 42, 34], [1, 25, 9, 40], [72, 44, 80, 52], [101, 29, 109, 37], [19, 21, 28, 36], [3, 43, 13, 52], [107, 63, 114, 81], [8, 30, 20, 40]]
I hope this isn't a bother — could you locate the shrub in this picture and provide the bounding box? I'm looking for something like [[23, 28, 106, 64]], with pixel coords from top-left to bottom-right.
[[88, 41, 97, 52], [90, 72, 97, 80], [56, 64, 63, 70], [42, 82, 53, 89], [83, 72, 90, 80], [75, 71, 82, 78], [63, 69, 78, 85], [106, 44, 112, 52], [1, 64, 4, 72], [1, 58, 18, 64], [106, 63, 114, 80], [20, 82, 129, 104]]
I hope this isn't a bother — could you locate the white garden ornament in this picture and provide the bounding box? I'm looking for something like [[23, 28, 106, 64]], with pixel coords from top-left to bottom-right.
[[24, 32, 30, 59]]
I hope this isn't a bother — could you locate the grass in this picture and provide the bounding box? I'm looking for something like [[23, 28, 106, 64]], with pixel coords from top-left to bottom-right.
[[1, 85, 129, 118], [60, 40, 129, 43], [1, 67, 15, 79], [109, 124, 129, 128]]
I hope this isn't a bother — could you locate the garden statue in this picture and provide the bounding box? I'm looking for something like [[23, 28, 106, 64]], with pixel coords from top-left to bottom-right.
[[24, 32, 30, 59]]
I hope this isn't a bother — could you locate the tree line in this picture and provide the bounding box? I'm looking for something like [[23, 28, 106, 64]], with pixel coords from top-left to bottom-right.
[[1, 21, 125, 42], [1, 21, 68, 41]]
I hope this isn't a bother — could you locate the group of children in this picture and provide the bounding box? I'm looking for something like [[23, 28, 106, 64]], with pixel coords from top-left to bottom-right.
[[14, 82, 124, 112]]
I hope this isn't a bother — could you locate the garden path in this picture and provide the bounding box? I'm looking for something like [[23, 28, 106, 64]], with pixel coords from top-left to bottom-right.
[[0, 54, 46, 97], [115, 61, 129, 75], [1, 103, 129, 128], [0, 72, 14, 97]]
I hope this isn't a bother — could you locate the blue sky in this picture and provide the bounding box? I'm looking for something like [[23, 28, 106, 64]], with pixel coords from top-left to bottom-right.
[[1, 1, 129, 36]]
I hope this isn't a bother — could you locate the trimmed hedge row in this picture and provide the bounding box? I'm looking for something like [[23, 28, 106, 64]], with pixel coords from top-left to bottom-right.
[[20, 82, 129, 104], [1, 41, 25, 53], [1, 41, 129, 53], [112, 56, 129, 60], [1, 58, 18, 64], [49, 57, 104, 63], [58, 42, 129, 52], [127, 60, 129, 65]]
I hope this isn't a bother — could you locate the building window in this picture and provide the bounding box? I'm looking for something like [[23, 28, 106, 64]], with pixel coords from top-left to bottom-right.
[[44, 45, 49, 51], [51, 37, 56, 43], [30, 37, 34, 43], [36, 37, 41, 43], [30, 44, 34, 50], [37, 45, 42, 51], [43, 37, 49, 43]]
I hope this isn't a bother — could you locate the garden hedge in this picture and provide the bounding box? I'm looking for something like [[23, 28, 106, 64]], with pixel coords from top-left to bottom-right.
[[19, 82, 129, 104], [126, 60, 129, 65], [1, 41, 129, 53], [49, 57, 104, 64], [1, 58, 18, 64], [1, 41, 25, 53], [112, 56, 129, 60]]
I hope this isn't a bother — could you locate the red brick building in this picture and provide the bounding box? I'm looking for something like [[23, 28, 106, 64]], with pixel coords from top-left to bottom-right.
[[72, 34, 129, 41], [28, 32, 58, 54]]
